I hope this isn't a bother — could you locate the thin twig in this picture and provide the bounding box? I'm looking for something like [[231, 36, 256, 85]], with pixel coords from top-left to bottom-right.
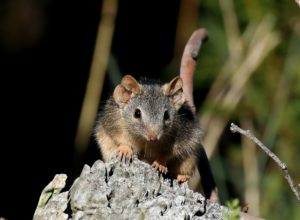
[[230, 123, 300, 202], [241, 118, 260, 215]]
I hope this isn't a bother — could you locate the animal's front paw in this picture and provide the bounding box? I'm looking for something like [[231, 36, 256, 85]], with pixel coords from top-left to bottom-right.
[[176, 174, 191, 183], [116, 144, 133, 162], [152, 160, 168, 174]]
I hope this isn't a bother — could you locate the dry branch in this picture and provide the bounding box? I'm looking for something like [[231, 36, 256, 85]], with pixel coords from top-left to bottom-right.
[[230, 123, 300, 202], [75, 0, 118, 155], [241, 118, 260, 215], [180, 28, 208, 113]]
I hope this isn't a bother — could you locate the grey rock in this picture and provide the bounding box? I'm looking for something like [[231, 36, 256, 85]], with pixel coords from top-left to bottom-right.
[[34, 156, 227, 220]]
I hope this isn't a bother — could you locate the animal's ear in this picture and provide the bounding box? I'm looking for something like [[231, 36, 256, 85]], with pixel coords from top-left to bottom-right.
[[162, 76, 185, 110], [113, 75, 141, 108]]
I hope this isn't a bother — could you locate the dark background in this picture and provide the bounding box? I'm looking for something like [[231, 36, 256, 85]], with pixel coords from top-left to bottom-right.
[[0, 0, 182, 219]]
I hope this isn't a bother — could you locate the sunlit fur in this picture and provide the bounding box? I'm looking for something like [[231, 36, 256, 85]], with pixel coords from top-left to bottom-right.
[[95, 77, 203, 178]]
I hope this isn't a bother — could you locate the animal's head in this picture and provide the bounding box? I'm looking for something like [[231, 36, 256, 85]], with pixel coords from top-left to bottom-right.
[[113, 75, 185, 142]]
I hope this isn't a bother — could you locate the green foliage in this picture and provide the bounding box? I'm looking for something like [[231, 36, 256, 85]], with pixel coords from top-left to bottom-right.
[[224, 198, 241, 220], [194, 0, 300, 219]]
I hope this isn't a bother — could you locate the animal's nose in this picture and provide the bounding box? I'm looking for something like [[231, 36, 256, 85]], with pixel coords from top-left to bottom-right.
[[146, 130, 158, 141]]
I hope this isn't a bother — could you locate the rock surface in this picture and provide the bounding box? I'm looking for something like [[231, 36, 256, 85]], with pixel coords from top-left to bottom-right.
[[34, 156, 227, 220]]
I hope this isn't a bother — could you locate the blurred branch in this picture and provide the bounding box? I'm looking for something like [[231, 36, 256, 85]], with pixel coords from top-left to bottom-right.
[[296, 0, 300, 7], [174, 0, 199, 60], [75, 0, 118, 157], [230, 123, 300, 202], [202, 0, 243, 103], [218, 0, 243, 63], [260, 30, 300, 171], [241, 118, 260, 216], [200, 14, 280, 158]]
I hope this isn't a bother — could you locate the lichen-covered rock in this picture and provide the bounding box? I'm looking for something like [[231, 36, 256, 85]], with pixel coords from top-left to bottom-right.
[[33, 174, 69, 220], [34, 156, 227, 220]]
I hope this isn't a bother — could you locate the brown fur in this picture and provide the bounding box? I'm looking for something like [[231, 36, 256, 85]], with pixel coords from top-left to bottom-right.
[[95, 75, 217, 200]]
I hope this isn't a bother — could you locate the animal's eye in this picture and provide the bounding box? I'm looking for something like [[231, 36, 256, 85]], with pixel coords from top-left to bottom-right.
[[164, 110, 169, 121], [134, 108, 141, 119]]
